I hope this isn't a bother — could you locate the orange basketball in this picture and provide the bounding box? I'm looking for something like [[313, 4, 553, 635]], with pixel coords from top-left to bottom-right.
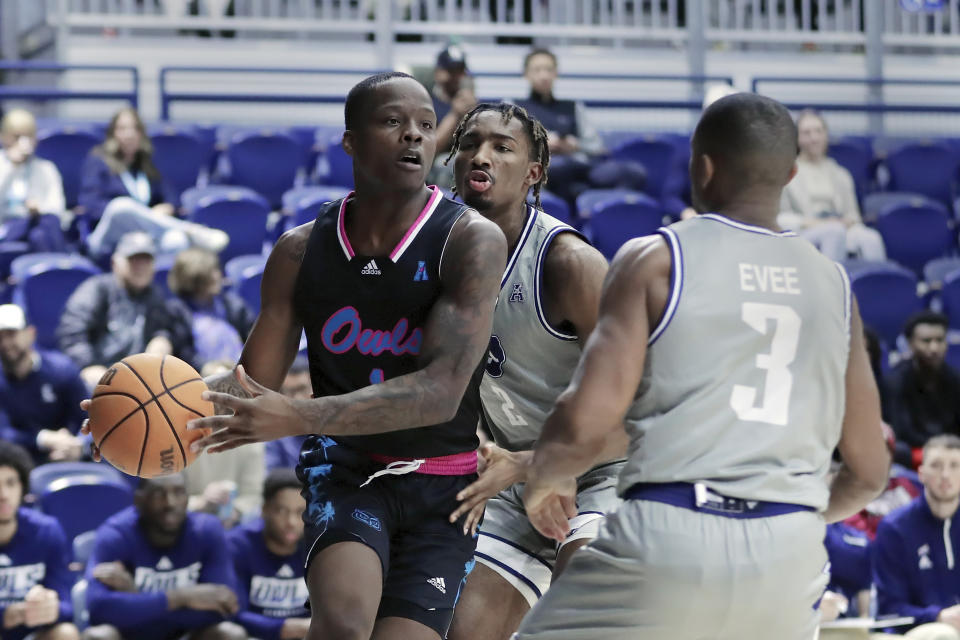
[[88, 353, 214, 478]]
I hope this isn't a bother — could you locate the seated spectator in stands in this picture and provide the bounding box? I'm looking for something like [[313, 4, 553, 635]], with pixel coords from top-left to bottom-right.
[[873, 435, 960, 639], [883, 312, 960, 469], [0, 109, 68, 252], [0, 304, 88, 464], [0, 442, 79, 640], [844, 424, 921, 540], [824, 522, 871, 618], [82, 474, 246, 640], [57, 232, 195, 389], [167, 248, 253, 369], [779, 110, 885, 262], [228, 469, 309, 640], [79, 107, 227, 261], [431, 44, 477, 153], [264, 356, 310, 472]]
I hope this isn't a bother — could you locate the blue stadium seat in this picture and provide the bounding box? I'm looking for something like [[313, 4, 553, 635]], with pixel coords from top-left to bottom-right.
[[0, 242, 30, 280], [150, 128, 206, 206], [72, 580, 89, 630], [850, 263, 922, 346], [829, 139, 874, 203], [575, 189, 645, 220], [925, 257, 960, 290], [225, 254, 267, 314], [862, 191, 928, 222], [875, 197, 953, 274], [188, 188, 270, 262], [226, 130, 303, 209], [72, 530, 97, 566], [587, 193, 665, 260], [941, 269, 960, 330], [948, 343, 960, 371], [9, 253, 97, 281], [30, 461, 127, 496], [180, 185, 261, 216], [318, 138, 354, 189], [37, 474, 133, 541], [610, 136, 678, 198], [282, 186, 351, 229], [35, 127, 101, 209], [11, 255, 100, 349], [529, 190, 572, 226], [884, 142, 959, 212]]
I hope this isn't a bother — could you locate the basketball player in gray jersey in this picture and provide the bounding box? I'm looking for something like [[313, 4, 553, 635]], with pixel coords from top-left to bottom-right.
[[441, 103, 625, 640], [513, 93, 891, 640]]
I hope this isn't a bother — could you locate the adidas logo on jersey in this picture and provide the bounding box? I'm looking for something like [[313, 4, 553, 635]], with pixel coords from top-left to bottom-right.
[[277, 564, 295, 578], [427, 577, 446, 594], [361, 260, 381, 276], [157, 556, 173, 570]]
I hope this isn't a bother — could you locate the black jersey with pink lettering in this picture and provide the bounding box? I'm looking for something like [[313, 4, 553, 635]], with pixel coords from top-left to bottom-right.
[[293, 186, 483, 458]]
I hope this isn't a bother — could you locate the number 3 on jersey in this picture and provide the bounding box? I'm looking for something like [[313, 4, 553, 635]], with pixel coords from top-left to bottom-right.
[[729, 302, 801, 426]]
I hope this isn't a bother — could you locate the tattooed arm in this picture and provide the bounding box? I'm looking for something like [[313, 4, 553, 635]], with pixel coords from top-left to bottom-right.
[[204, 224, 308, 414], [189, 211, 506, 451]]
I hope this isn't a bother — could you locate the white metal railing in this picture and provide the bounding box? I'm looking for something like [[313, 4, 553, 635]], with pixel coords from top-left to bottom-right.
[[17, 0, 960, 50]]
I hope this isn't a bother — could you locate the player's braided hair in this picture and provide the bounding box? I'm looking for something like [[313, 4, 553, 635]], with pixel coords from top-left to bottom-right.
[[444, 102, 551, 210]]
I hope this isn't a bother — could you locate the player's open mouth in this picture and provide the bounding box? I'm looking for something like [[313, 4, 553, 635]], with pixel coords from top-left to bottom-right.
[[468, 170, 492, 193], [398, 151, 422, 167]]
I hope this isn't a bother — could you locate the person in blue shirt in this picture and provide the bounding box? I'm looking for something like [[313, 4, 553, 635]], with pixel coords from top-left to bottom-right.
[[0, 304, 88, 465], [873, 434, 960, 638], [0, 441, 79, 640], [81, 474, 247, 640], [264, 358, 311, 472], [228, 469, 309, 640], [824, 521, 871, 617]]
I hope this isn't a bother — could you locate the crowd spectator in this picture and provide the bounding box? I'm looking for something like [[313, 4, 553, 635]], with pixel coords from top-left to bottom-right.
[[182, 437, 266, 529], [79, 107, 227, 261], [264, 356, 310, 472], [883, 312, 960, 469], [167, 248, 253, 369], [873, 435, 960, 639], [0, 442, 78, 640], [0, 304, 87, 464], [430, 44, 477, 153], [82, 474, 246, 640], [56, 232, 195, 389], [0, 109, 67, 252], [779, 110, 885, 262], [823, 522, 871, 618], [227, 469, 309, 640]]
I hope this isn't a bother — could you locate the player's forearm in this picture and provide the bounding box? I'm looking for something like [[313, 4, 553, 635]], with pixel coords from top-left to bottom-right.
[[823, 462, 887, 523], [204, 370, 253, 415], [529, 398, 613, 482]]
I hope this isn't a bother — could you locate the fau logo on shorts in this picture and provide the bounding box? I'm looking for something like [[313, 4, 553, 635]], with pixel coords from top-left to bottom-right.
[[486, 335, 505, 378], [320, 306, 422, 357]]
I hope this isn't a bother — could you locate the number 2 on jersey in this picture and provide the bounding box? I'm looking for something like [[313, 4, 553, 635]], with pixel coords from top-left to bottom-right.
[[489, 383, 529, 427], [729, 302, 801, 426]]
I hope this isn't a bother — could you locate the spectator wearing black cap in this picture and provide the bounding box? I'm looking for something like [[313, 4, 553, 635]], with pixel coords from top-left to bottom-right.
[[56, 231, 195, 388], [883, 311, 960, 469], [0, 304, 88, 464], [432, 44, 477, 153]]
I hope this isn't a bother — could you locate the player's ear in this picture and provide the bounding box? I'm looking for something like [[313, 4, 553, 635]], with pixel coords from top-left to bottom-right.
[[695, 153, 715, 190], [785, 161, 799, 185], [342, 130, 355, 158], [525, 161, 543, 189]]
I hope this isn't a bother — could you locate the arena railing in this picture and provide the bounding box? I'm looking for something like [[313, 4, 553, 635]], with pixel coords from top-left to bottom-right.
[[0, 61, 139, 108], [158, 65, 730, 122]]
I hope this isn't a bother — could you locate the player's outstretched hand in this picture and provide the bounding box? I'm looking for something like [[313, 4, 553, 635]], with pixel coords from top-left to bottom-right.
[[450, 444, 530, 536], [169, 584, 239, 616], [92, 561, 136, 592], [187, 365, 307, 454], [523, 474, 577, 543]]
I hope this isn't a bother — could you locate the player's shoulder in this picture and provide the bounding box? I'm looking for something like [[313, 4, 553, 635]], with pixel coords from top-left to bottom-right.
[[188, 510, 226, 537], [443, 206, 507, 265], [37, 349, 82, 379], [543, 229, 606, 279], [880, 496, 924, 533], [17, 506, 63, 538], [99, 505, 138, 537], [608, 234, 671, 284]]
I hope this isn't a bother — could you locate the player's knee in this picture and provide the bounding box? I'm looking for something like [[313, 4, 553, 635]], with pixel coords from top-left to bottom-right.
[[204, 621, 248, 640], [38, 623, 82, 640], [81, 625, 122, 640], [308, 608, 375, 640]]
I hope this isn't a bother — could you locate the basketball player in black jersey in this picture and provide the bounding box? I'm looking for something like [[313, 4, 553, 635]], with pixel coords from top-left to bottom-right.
[[87, 73, 507, 640]]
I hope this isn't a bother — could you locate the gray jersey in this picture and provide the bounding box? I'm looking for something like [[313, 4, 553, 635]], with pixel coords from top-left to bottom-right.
[[619, 214, 851, 511], [480, 206, 584, 451]]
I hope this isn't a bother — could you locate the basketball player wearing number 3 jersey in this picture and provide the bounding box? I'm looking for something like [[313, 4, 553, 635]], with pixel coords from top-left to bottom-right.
[[440, 104, 626, 640], [514, 93, 891, 639], [186, 73, 507, 640]]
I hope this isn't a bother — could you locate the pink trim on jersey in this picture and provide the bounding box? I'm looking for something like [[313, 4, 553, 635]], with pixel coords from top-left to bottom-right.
[[336, 192, 357, 260], [336, 186, 442, 263], [389, 185, 442, 262], [368, 450, 478, 475]]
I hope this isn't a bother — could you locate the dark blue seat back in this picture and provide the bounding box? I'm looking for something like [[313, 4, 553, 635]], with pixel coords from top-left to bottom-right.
[[610, 137, 678, 198], [885, 142, 959, 211], [35, 128, 101, 209], [188, 189, 270, 262], [226, 130, 303, 209], [875, 197, 953, 274], [588, 193, 664, 260], [850, 264, 922, 345]]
